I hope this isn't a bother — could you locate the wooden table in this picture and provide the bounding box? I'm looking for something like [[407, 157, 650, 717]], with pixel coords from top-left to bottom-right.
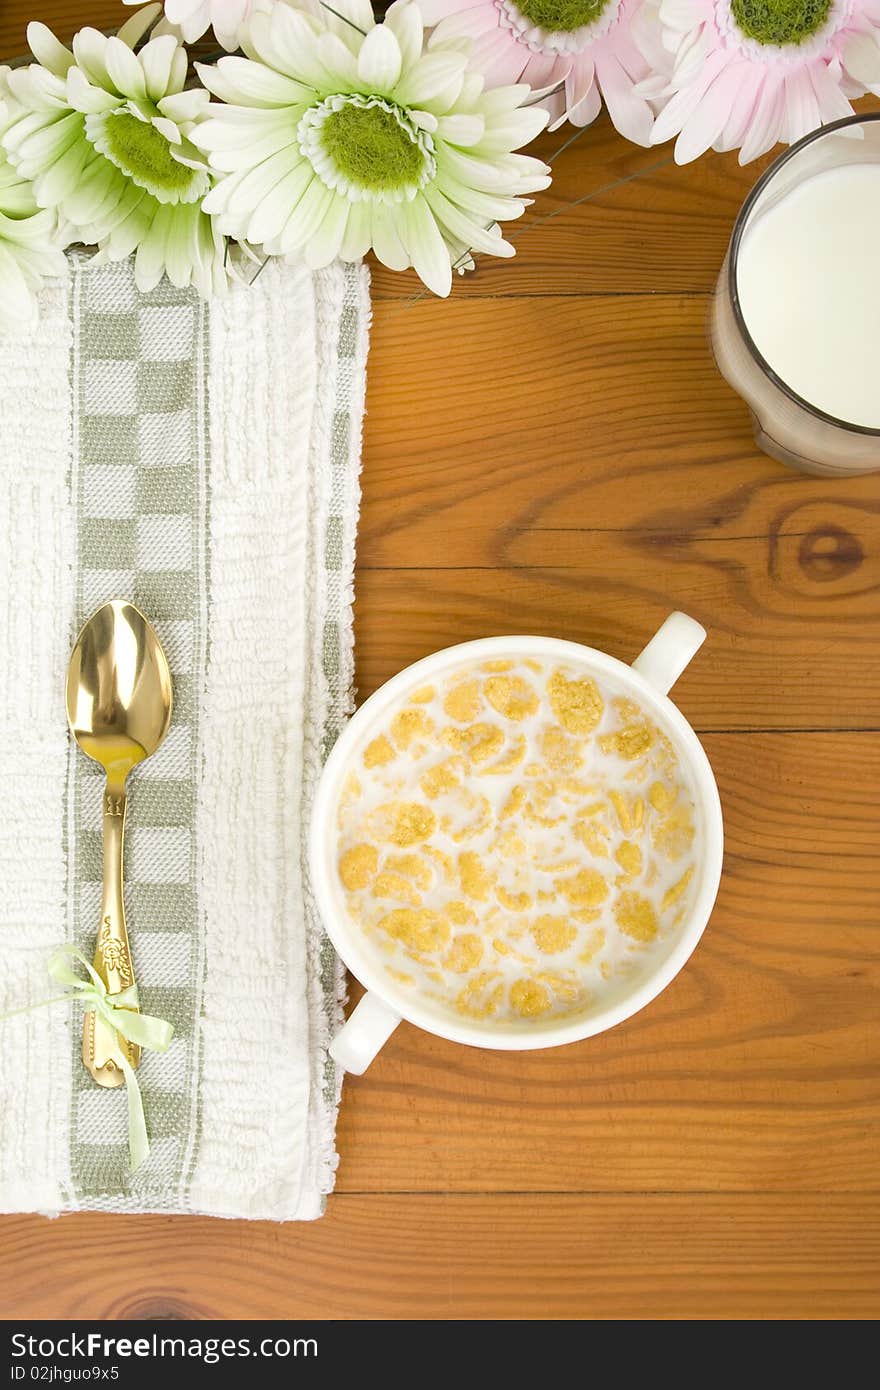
[[2, 1, 878, 1322]]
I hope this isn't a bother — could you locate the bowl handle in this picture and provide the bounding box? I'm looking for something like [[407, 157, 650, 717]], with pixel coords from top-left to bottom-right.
[[631, 612, 706, 695], [329, 990, 402, 1075]]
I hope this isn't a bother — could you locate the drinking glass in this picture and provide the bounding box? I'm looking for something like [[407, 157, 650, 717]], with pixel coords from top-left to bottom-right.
[[711, 113, 880, 478]]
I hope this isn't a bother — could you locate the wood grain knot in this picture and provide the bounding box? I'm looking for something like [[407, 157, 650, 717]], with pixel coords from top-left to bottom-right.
[[798, 526, 864, 582], [116, 1295, 205, 1320]]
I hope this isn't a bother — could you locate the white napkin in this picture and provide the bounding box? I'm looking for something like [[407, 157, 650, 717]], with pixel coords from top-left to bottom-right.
[[0, 255, 369, 1219]]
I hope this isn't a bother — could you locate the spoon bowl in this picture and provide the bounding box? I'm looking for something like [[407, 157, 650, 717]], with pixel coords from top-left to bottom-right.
[[66, 601, 173, 776], [66, 601, 173, 1088]]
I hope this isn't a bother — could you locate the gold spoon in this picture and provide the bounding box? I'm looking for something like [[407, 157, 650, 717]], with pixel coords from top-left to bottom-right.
[[65, 600, 173, 1088]]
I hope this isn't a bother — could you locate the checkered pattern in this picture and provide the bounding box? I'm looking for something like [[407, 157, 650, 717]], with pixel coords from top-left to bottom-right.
[[68, 261, 208, 1203]]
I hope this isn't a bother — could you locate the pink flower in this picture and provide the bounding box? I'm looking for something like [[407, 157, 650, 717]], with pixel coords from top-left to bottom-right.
[[640, 0, 880, 164], [418, 0, 659, 142]]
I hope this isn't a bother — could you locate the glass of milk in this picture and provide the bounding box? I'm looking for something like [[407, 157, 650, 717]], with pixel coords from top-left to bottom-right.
[[711, 113, 880, 477]]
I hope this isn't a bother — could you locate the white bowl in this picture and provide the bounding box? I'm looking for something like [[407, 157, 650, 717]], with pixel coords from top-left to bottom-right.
[[310, 614, 723, 1073]]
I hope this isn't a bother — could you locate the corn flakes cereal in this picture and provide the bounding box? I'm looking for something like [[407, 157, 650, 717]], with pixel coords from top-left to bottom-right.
[[548, 670, 604, 735], [443, 679, 482, 722], [335, 654, 700, 1025], [391, 708, 435, 749], [484, 675, 539, 721], [444, 934, 484, 973], [339, 844, 379, 891], [531, 916, 577, 954], [363, 737, 394, 769], [444, 723, 504, 764], [459, 850, 494, 901]]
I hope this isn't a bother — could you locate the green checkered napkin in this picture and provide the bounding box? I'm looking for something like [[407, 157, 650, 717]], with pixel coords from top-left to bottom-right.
[[0, 254, 370, 1219]]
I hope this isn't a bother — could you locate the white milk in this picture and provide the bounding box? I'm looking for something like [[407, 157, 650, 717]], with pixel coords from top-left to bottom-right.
[[736, 163, 880, 428]]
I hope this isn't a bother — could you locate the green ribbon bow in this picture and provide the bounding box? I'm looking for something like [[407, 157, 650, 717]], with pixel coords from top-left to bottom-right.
[[3, 945, 174, 1172]]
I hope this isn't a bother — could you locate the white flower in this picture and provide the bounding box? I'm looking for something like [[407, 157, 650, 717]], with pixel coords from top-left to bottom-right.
[[194, 0, 551, 296], [0, 73, 66, 333], [123, 0, 259, 51], [2, 7, 228, 295]]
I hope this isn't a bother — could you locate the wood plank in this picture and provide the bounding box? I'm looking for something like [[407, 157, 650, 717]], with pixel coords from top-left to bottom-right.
[[356, 294, 879, 727], [361, 295, 880, 564], [0, 0, 128, 52], [3, 0, 878, 1328], [332, 732, 880, 1195], [1, 1195, 878, 1319], [353, 568, 879, 729]]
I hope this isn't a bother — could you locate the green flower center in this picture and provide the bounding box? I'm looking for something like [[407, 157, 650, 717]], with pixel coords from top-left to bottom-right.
[[514, 0, 613, 32], [730, 0, 834, 45], [320, 103, 427, 193], [101, 112, 195, 196]]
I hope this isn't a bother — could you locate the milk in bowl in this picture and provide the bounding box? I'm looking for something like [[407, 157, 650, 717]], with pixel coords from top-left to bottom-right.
[[333, 653, 702, 1029]]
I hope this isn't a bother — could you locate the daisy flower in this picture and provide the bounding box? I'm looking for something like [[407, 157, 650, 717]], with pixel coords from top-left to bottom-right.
[[2, 6, 228, 295], [417, 0, 658, 141], [0, 75, 66, 333], [193, 0, 551, 296], [641, 0, 880, 164], [123, 0, 259, 51]]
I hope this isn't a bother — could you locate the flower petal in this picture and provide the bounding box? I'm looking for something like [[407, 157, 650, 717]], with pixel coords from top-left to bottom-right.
[[158, 88, 211, 124], [71, 29, 115, 94], [358, 25, 403, 92], [435, 165, 530, 220], [116, 3, 163, 50], [277, 175, 334, 254], [424, 181, 515, 257], [403, 195, 451, 297], [259, 7, 329, 90], [370, 198, 410, 270], [66, 66, 118, 114], [473, 104, 548, 153], [713, 65, 763, 153], [595, 51, 654, 146], [316, 32, 360, 89], [843, 32, 880, 91], [321, 0, 376, 37], [26, 23, 74, 79], [303, 191, 350, 267], [62, 152, 118, 225], [737, 79, 784, 165], [133, 206, 170, 292], [674, 64, 742, 164], [808, 60, 853, 125], [783, 67, 820, 147], [649, 48, 729, 146], [384, 1, 424, 72], [197, 56, 315, 108], [104, 36, 148, 101], [247, 160, 313, 245], [14, 109, 81, 168], [6, 66, 69, 113], [225, 146, 299, 218], [417, 0, 485, 17], [139, 35, 178, 104], [394, 51, 466, 108], [340, 196, 372, 259], [435, 112, 484, 146], [464, 30, 527, 87], [33, 133, 88, 207]]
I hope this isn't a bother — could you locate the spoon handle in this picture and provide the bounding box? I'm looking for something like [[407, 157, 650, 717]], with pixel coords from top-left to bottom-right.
[[82, 778, 141, 1088]]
